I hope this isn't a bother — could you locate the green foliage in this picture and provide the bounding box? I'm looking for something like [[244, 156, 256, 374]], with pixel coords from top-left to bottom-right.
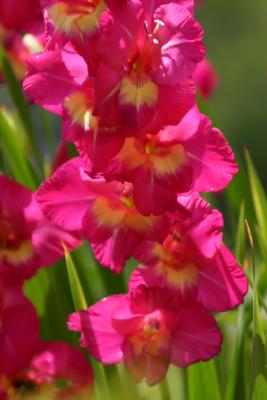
[[0, 44, 44, 173], [65, 244, 88, 311], [187, 360, 221, 400], [0, 107, 37, 188]]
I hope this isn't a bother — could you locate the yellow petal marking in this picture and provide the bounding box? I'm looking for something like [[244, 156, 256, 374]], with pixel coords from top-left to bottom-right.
[[119, 74, 158, 109], [0, 240, 33, 264], [115, 136, 187, 175], [48, 0, 106, 35], [65, 91, 98, 132], [152, 243, 198, 290]]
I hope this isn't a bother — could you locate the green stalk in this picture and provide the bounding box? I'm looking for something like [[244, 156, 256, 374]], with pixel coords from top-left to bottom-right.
[[0, 43, 44, 176], [159, 379, 171, 400]]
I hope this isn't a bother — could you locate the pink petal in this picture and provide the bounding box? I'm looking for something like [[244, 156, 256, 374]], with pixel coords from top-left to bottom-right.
[[158, 105, 201, 142], [186, 118, 238, 192], [188, 209, 224, 259], [27, 341, 93, 391], [129, 265, 163, 292], [171, 304, 222, 367], [75, 126, 126, 175], [111, 297, 144, 336], [68, 295, 127, 364], [93, 62, 122, 127], [0, 0, 40, 30], [91, 230, 141, 274], [177, 194, 224, 258], [141, 80, 196, 133], [98, 2, 142, 69], [0, 176, 32, 221], [154, 4, 205, 84], [23, 44, 87, 115], [32, 221, 81, 268], [0, 299, 40, 376], [132, 168, 177, 216], [193, 58, 218, 99], [36, 157, 93, 231], [197, 245, 248, 311], [141, 0, 194, 23]]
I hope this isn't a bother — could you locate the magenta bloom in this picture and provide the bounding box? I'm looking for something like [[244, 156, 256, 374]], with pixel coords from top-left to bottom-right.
[[23, 44, 88, 116], [0, 176, 80, 279], [0, 273, 39, 377], [23, 41, 195, 170], [193, 58, 218, 99], [36, 157, 170, 272], [131, 196, 248, 311], [23, 43, 129, 168], [102, 108, 238, 215], [68, 285, 222, 385], [22, 341, 94, 399], [94, 0, 205, 128], [0, 341, 93, 398]]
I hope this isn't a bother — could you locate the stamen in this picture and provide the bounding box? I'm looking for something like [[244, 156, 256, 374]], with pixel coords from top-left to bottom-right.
[[154, 19, 165, 27], [84, 110, 91, 131], [144, 20, 152, 38]]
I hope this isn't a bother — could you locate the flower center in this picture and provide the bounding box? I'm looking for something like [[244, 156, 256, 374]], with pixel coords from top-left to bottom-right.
[[144, 135, 157, 154], [64, 89, 97, 132], [123, 309, 172, 384], [0, 214, 33, 264], [153, 232, 198, 290], [143, 315, 161, 335], [0, 214, 17, 250], [130, 19, 164, 74], [129, 310, 171, 356], [119, 182, 135, 208]]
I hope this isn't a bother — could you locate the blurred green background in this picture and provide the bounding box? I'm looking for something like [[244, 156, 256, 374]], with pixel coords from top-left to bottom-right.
[[197, 0, 267, 185]]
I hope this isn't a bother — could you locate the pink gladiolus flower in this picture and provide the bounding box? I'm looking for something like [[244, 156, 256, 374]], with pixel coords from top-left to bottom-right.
[[22, 19, 197, 169], [0, 176, 80, 279], [101, 108, 238, 215], [68, 285, 222, 385], [0, 273, 39, 377], [79, 75, 195, 173], [23, 43, 128, 167], [193, 58, 218, 99], [131, 196, 248, 311], [0, 342, 93, 399], [23, 44, 88, 116], [36, 157, 170, 272], [66, 76, 195, 172], [42, 1, 195, 64], [23, 341, 94, 399], [23, 41, 195, 168], [94, 1, 205, 128], [61, 76, 129, 166]]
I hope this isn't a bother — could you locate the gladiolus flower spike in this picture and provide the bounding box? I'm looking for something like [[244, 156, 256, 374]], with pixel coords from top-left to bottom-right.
[[16, 0, 249, 388]]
